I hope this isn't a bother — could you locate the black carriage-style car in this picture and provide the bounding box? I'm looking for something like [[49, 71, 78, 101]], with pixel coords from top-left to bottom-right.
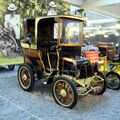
[[18, 16, 106, 108]]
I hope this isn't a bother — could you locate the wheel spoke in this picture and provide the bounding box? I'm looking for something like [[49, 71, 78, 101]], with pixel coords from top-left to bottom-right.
[[65, 94, 72, 105], [56, 84, 62, 90], [57, 93, 63, 102], [23, 80, 27, 86], [19, 66, 32, 88], [55, 87, 61, 93], [61, 82, 65, 89], [25, 79, 30, 87]]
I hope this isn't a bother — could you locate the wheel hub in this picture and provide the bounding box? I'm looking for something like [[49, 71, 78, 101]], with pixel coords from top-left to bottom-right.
[[60, 89, 67, 97], [23, 74, 27, 80]]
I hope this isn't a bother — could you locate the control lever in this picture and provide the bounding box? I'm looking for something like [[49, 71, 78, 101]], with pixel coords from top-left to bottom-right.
[[50, 45, 61, 51]]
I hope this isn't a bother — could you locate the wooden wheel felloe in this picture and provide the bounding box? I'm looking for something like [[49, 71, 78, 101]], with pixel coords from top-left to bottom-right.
[[52, 77, 78, 109], [18, 64, 35, 91]]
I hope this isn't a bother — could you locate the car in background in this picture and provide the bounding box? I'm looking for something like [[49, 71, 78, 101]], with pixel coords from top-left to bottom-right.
[[81, 42, 99, 52], [97, 42, 119, 61]]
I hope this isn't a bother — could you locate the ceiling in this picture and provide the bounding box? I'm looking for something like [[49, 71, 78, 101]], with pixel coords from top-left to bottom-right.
[[63, 0, 120, 35]]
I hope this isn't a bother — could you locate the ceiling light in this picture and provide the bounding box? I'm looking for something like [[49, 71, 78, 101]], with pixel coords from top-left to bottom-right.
[[116, 23, 120, 29], [89, 33, 95, 37], [85, 35, 89, 38], [104, 34, 108, 38], [115, 32, 119, 36], [97, 30, 105, 35], [98, 26, 102, 29]]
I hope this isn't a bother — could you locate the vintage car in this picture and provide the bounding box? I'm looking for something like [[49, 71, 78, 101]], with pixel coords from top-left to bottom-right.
[[97, 42, 119, 61], [84, 50, 120, 90], [81, 42, 99, 52], [18, 16, 106, 108]]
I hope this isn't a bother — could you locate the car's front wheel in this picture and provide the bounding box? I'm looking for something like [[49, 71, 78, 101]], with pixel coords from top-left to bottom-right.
[[52, 76, 78, 109]]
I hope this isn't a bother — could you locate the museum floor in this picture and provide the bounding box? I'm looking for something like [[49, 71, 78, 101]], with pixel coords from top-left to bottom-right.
[[0, 65, 120, 120]]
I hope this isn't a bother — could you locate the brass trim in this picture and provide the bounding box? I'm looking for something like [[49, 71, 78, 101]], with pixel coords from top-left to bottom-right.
[[38, 51, 46, 73], [47, 53, 52, 72], [63, 57, 77, 65]]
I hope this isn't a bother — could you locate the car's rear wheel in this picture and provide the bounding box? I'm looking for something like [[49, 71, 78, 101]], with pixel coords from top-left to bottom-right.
[[18, 63, 35, 91], [90, 71, 106, 95]]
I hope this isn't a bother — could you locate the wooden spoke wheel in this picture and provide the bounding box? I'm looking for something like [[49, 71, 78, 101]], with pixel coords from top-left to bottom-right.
[[52, 77, 78, 109], [106, 71, 120, 90], [18, 64, 35, 91], [90, 71, 106, 95]]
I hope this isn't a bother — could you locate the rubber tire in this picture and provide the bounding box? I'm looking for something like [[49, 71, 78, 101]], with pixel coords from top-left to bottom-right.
[[91, 71, 106, 95], [106, 71, 120, 90], [18, 63, 35, 91], [52, 76, 78, 109], [8, 65, 15, 70]]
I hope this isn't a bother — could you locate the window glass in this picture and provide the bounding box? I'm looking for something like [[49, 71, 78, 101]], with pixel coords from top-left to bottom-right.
[[60, 19, 82, 45]]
